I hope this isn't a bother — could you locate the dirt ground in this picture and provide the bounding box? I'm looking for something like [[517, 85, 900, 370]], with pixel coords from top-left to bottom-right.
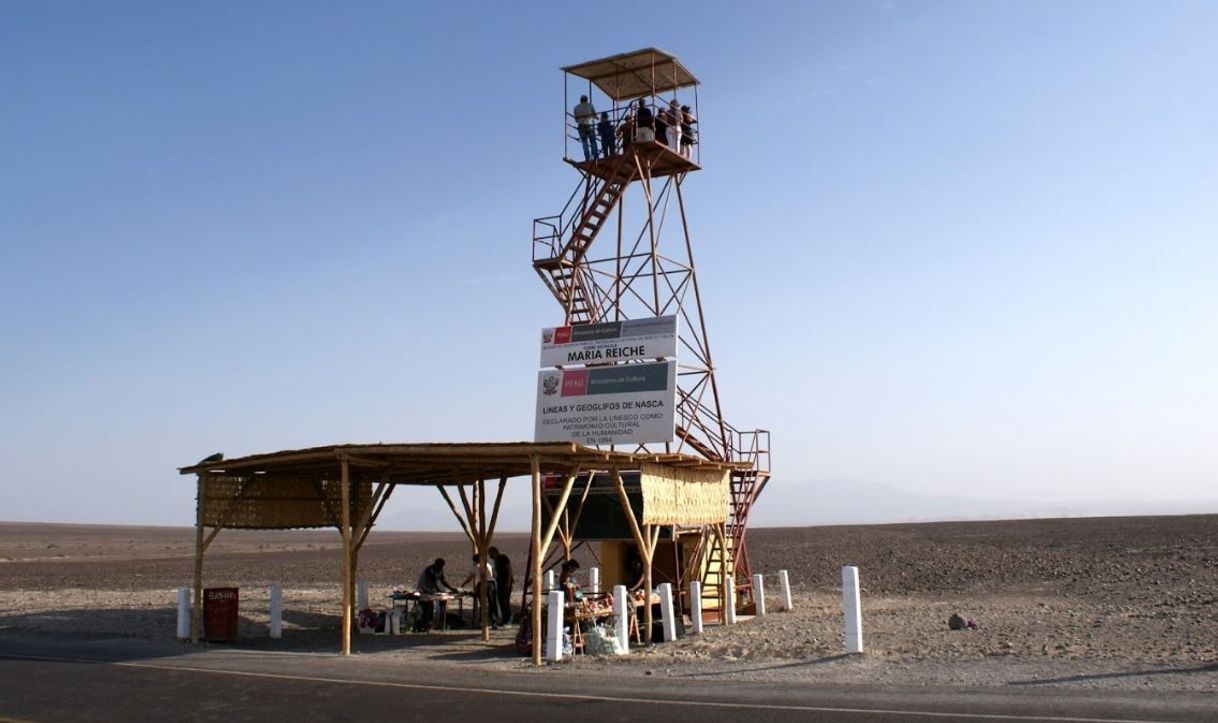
[[0, 515, 1215, 692]]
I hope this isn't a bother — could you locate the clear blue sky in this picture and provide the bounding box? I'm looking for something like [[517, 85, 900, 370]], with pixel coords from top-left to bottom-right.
[[2, 1, 1215, 528]]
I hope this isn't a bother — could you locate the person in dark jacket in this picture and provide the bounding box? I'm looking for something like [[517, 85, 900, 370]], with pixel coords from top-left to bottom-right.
[[414, 558, 457, 631], [489, 546, 514, 624]]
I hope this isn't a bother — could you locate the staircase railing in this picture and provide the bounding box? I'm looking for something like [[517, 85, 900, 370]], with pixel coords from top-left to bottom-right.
[[533, 175, 602, 263]]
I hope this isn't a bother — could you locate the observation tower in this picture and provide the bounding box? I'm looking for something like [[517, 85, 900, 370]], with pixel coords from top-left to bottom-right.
[[532, 49, 771, 614]]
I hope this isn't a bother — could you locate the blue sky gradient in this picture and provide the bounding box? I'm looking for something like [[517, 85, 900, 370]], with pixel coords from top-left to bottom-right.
[[2, 1, 1215, 527]]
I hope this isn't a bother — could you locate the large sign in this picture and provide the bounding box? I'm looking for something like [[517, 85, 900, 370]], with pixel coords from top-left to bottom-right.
[[535, 360, 676, 445], [540, 316, 678, 367]]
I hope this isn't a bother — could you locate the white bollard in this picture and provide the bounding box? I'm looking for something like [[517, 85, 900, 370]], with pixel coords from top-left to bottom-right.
[[269, 583, 282, 639], [753, 573, 767, 616], [544, 589, 564, 662], [842, 566, 864, 654], [658, 583, 677, 642], [176, 588, 190, 639], [689, 580, 703, 634], [779, 569, 793, 612], [356, 580, 369, 610], [544, 570, 556, 591], [390, 608, 402, 635], [612, 584, 630, 654], [589, 566, 601, 594], [724, 577, 737, 625]]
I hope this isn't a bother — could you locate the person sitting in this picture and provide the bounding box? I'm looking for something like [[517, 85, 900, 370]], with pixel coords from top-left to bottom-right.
[[414, 557, 457, 631], [558, 559, 581, 602]]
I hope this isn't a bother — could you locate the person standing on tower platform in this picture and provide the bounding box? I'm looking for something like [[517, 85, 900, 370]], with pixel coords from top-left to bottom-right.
[[680, 104, 697, 159], [620, 103, 636, 152], [597, 112, 616, 159], [665, 100, 683, 149], [636, 101, 654, 143], [653, 100, 669, 148], [573, 95, 599, 161]]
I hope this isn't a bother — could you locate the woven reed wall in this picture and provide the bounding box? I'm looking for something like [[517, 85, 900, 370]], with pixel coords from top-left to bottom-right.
[[639, 462, 729, 525], [201, 474, 375, 530]]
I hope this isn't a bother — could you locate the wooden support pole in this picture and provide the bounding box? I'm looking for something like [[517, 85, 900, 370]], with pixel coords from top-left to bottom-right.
[[340, 457, 352, 656], [191, 473, 206, 644], [486, 476, 506, 542], [643, 524, 654, 644], [530, 455, 543, 667], [477, 477, 490, 642], [356, 483, 394, 553]]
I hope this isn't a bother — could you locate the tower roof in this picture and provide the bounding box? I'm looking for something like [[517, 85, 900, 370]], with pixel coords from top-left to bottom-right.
[[562, 47, 698, 101]]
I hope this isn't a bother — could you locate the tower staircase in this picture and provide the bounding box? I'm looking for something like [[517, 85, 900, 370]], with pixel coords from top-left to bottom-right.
[[533, 163, 637, 325]]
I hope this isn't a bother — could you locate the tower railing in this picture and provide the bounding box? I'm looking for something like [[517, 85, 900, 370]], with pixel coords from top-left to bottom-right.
[[727, 426, 770, 473], [563, 100, 699, 166]]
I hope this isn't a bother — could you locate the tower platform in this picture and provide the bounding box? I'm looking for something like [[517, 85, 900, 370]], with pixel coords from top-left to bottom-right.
[[565, 139, 700, 181]]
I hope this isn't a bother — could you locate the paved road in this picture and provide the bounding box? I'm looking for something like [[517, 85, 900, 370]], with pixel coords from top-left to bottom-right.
[[0, 639, 1214, 722]]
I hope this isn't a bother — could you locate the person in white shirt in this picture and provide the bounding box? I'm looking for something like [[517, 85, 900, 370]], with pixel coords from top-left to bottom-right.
[[573, 95, 599, 161], [461, 554, 501, 627]]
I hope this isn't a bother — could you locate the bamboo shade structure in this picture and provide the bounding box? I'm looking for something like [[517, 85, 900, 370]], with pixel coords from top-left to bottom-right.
[[639, 463, 729, 526], [201, 474, 374, 530]]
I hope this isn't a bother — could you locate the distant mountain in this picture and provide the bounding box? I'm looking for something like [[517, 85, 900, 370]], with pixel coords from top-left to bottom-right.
[[749, 478, 1218, 527]]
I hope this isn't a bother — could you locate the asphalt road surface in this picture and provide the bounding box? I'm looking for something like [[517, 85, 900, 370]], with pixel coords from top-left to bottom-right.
[[0, 639, 1214, 723]]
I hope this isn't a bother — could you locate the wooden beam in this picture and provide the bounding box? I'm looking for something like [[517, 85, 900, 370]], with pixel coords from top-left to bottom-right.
[[354, 479, 391, 554], [565, 473, 596, 542], [340, 457, 352, 656], [540, 471, 578, 556], [355, 484, 395, 553], [611, 468, 648, 555], [191, 473, 206, 644], [436, 485, 477, 548]]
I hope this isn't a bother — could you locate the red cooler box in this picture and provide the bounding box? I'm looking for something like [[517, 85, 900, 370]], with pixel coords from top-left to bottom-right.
[[203, 587, 239, 642]]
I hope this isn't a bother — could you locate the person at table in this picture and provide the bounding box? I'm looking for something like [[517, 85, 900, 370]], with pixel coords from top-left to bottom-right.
[[559, 559, 581, 602], [626, 556, 646, 592], [460, 554, 500, 627], [489, 546, 514, 625], [415, 557, 457, 631]]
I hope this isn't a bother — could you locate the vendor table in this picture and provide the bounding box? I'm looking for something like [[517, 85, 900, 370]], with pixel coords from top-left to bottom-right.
[[387, 591, 470, 631], [544, 590, 659, 654]]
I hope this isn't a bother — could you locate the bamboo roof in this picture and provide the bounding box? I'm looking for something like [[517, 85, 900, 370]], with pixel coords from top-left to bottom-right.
[[179, 441, 745, 485], [562, 47, 698, 101]]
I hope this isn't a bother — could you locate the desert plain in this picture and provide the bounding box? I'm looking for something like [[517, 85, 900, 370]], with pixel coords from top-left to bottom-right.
[[0, 515, 1215, 693]]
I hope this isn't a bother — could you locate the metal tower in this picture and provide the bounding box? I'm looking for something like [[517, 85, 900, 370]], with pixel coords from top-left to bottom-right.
[[532, 49, 771, 610]]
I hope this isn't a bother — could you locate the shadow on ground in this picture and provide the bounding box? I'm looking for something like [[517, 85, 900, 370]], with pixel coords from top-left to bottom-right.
[[0, 606, 521, 664]]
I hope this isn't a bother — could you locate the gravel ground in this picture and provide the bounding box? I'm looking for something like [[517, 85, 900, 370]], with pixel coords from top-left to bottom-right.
[[1, 516, 1215, 692]]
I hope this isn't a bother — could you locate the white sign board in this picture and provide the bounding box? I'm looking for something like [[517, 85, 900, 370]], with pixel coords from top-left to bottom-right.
[[540, 316, 678, 367], [535, 360, 676, 445]]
